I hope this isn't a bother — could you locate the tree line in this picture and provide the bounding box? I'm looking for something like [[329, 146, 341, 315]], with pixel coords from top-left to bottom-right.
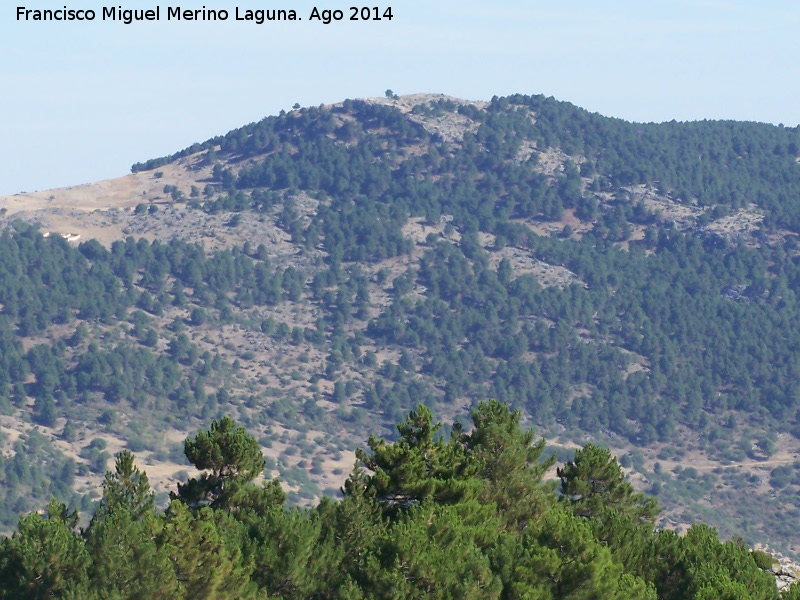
[[0, 402, 792, 600]]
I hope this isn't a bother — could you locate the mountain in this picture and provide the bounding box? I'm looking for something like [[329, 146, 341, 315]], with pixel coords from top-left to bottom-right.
[[2, 92, 800, 558]]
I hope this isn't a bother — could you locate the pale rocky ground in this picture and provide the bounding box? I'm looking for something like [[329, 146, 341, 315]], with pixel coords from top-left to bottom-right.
[[759, 549, 800, 592], [367, 93, 488, 144]]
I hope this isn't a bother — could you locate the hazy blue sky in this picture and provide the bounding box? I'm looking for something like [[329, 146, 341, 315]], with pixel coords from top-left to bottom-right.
[[2, 1, 799, 195]]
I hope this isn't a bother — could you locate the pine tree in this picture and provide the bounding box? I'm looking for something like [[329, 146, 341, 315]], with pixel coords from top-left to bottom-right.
[[96, 450, 155, 520], [175, 417, 266, 509], [85, 509, 180, 600], [159, 501, 260, 600], [84, 450, 179, 599], [356, 404, 480, 514], [464, 400, 556, 529], [557, 443, 659, 523], [0, 500, 90, 599]]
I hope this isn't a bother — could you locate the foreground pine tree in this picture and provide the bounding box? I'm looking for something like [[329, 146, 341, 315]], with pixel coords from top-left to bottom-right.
[[0, 403, 792, 599]]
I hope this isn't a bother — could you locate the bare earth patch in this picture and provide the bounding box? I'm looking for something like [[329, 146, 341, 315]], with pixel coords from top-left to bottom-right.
[[366, 93, 487, 144], [488, 245, 582, 288], [632, 185, 706, 230], [701, 205, 764, 243]]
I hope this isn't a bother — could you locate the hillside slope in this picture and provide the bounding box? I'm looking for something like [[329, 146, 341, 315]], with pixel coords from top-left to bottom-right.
[[2, 93, 800, 556]]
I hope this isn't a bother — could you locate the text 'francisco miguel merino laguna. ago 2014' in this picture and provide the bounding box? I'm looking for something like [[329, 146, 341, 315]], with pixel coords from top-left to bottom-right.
[[16, 6, 395, 24]]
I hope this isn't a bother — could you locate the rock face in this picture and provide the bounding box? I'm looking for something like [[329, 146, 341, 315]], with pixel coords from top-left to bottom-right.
[[753, 544, 799, 592], [772, 562, 799, 592]]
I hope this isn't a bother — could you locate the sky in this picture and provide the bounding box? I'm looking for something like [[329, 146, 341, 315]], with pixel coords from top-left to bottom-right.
[[2, 1, 799, 195]]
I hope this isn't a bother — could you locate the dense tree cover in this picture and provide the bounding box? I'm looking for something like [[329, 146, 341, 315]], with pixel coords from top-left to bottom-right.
[[0, 225, 304, 423], [9, 93, 800, 545], [0, 407, 791, 600], [137, 93, 800, 232], [0, 225, 301, 526], [365, 226, 800, 443], [0, 429, 88, 529], [502, 94, 800, 229], [125, 95, 800, 444]]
